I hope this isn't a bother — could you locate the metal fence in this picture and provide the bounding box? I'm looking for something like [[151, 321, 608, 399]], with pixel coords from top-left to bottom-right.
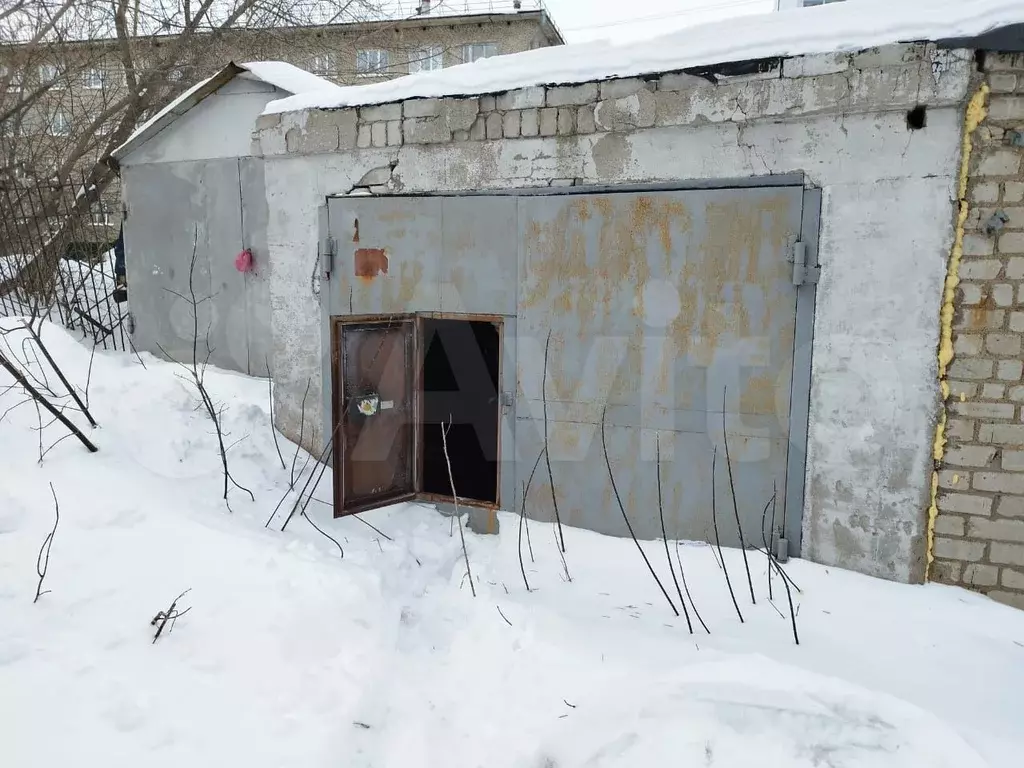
[[0, 175, 130, 352]]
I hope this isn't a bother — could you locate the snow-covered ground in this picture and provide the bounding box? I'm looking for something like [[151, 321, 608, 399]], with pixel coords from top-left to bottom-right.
[[1, 321, 1023, 768]]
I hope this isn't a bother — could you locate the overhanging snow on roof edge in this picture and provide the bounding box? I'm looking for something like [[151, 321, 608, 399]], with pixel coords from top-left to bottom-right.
[[263, 0, 1024, 116], [111, 62, 342, 161]]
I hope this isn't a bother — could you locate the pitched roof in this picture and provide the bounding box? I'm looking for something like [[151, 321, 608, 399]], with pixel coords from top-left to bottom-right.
[[111, 61, 341, 161]]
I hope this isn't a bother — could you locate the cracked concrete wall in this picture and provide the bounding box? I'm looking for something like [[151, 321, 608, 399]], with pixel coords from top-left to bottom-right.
[[258, 43, 973, 582]]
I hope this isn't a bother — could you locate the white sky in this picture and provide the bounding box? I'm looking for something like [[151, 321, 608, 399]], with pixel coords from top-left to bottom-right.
[[543, 0, 777, 43]]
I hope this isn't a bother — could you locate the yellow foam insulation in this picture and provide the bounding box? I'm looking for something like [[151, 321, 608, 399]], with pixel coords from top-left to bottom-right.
[[926, 83, 990, 579]]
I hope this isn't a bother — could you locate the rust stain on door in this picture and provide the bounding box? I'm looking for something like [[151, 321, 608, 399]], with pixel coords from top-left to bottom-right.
[[355, 247, 389, 280]]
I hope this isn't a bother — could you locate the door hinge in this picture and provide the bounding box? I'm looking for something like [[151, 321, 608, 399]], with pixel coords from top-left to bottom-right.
[[790, 240, 819, 286], [321, 236, 334, 281]]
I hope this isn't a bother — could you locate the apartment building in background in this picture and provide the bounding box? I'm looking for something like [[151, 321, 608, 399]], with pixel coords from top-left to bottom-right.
[[0, 1, 564, 237]]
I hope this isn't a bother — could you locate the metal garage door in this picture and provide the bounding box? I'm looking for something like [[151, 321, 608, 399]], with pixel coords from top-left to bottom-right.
[[122, 157, 270, 376], [324, 183, 818, 554], [513, 186, 816, 555]]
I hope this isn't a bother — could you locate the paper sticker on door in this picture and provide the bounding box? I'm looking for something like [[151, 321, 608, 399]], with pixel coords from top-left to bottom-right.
[[355, 394, 380, 417]]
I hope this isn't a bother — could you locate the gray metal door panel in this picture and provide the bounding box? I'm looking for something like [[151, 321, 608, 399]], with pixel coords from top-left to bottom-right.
[[123, 162, 216, 365], [200, 158, 248, 374], [515, 187, 804, 547], [439, 196, 518, 316], [326, 196, 443, 317], [124, 159, 251, 374], [240, 157, 271, 376]]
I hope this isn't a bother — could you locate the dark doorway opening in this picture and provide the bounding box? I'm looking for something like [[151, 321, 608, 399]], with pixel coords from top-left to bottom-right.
[[420, 318, 500, 504]]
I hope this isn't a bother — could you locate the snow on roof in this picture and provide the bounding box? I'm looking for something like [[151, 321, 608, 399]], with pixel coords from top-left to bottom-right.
[[265, 0, 1024, 115], [111, 61, 342, 160], [236, 61, 341, 96]]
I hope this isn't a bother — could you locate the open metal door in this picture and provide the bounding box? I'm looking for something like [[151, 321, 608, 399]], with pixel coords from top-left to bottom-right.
[[332, 316, 417, 516]]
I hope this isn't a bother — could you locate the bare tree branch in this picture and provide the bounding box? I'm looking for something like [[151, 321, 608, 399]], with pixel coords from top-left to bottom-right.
[[711, 445, 743, 624], [151, 588, 192, 643], [601, 404, 677, 618], [0, 344, 98, 452], [34, 481, 59, 603], [542, 330, 565, 553], [722, 386, 755, 605], [441, 417, 474, 597], [656, 434, 692, 633]]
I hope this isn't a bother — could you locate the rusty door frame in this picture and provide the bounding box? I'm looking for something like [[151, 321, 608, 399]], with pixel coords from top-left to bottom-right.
[[330, 311, 506, 517], [331, 313, 419, 517], [415, 311, 506, 513]]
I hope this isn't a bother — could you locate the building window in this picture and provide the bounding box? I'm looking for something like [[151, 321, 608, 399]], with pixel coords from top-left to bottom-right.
[[2, 66, 22, 91], [409, 46, 443, 74], [462, 42, 498, 64], [310, 53, 336, 76], [91, 200, 113, 227], [38, 64, 58, 83], [356, 49, 389, 76], [83, 68, 105, 89], [49, 111, 71, 136]]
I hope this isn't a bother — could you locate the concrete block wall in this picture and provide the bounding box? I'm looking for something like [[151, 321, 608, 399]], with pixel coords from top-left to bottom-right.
[[263, 44, 971, 160], [256, 43, 972, 583], [932, 53, 1024, 609]]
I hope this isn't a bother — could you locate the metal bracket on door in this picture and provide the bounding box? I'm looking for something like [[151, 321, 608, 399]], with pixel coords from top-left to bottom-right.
[[790, 240, 819, 286]]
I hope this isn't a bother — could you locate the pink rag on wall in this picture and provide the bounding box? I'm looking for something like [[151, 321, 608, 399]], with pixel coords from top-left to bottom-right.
[[235, 249, 253, 272]]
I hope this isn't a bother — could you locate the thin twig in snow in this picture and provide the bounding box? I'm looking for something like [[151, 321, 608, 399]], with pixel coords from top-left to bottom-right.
[[266, 356, 286, 471], [601, 405, 677, 617], [302, 510, 344, 558], [711, 446, 744, 623], [442, 419, 475, 597], [761, 487, 777, 601], [83, 338, 98, 409], [518, 482, 531, 592], [157, 228, 253, 509], [752, 545, 803, 594], [656, 434, 692, 633], [722, 387, 755, 605], [542, 330, 565, 554], [704, 532, 724, 570], [291, 377, 311, 487], [151, 588, 192, 643], [281, 435, 335, 532], [767, 551, 800, 645], [768, 482, 779, 595], [497, 606, 513, 627], [34, 482, 59, 603], [674, 541, 710, 634], [522, 447, 545, 564]]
